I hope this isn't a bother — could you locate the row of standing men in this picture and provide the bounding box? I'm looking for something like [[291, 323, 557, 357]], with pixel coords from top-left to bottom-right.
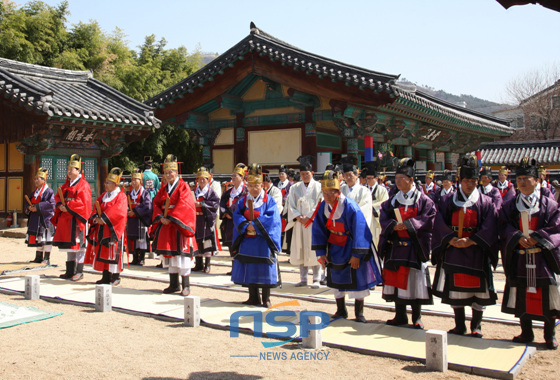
[[23, 154, 559, 349]]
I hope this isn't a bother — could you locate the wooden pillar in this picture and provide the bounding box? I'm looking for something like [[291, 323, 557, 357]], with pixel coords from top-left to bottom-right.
[[23, 154, 38, 198], [99, 158, 109, 191], [427, 150, 436, 171], [404, 146, 414, 159]]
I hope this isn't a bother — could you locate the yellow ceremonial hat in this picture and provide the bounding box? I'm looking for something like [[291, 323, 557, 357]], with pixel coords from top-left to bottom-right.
[[246, 163, 263, 184], [499, 166, 509, 175], [163, 154, 178, 172], [131, 168, 143, 181], [68, 154, 82, 170], [321, 170, 340, 190], [426, 170, 435, 179], [196, 166, 211, 179], [233, 163, 247, 177], [36, 167, 48, 180], [107, 167, 123, 185]]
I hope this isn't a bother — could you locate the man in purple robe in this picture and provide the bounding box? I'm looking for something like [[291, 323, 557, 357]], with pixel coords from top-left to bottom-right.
[[495, 166, 516, 203], [193, 166, 221, 273], [432, 170, 456, 206], [219, 163, 247, 252], [126, 168, 153, 265], [25, 168, 56, 264], [432, 155, 498, 338], [478, 166, 503, 211], [500, 157, 560, 350], [379, 158, 436, 329]]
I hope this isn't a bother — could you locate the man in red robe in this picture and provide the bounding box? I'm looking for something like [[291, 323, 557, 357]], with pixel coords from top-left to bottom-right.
[[152, 154, 198, 296], [52, 154, 92, 281], [85, 168, 128, 285]]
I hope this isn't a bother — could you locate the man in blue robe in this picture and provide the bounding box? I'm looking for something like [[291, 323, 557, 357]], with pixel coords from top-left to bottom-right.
[[231, 164, 282, 308], [312, 170, 382, 322]]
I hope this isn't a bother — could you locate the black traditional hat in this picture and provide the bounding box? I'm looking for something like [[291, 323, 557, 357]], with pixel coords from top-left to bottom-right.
[[458, 154, 480, 179], [144, 156, 153, 170], [206, 163, 215, 173], [297, 155, 314, 172], [287, 169, 296, 178], [341, 156, 357, 174], [325, 163, 335, 171], [516, 157, 538, 178], [441, 170, 454, 182], [363, 161, 378, 178], [262, 168, 272, 182], [480, 166, 492, 178], [293, 172, 301, 182], [395, 158, 415, 178], [279, 164, 288, 174]]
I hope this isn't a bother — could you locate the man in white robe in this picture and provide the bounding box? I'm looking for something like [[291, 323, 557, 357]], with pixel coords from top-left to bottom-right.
[[288, 156, 323, 288], [363, 161, 388, 247], [340, 158, 372, 229]]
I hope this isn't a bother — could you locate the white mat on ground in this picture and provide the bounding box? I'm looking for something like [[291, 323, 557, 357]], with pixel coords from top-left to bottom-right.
[[0, 277, 533, 379]]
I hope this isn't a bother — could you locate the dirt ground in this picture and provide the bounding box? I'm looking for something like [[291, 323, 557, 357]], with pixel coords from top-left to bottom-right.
[[0, 234, 558, 380]]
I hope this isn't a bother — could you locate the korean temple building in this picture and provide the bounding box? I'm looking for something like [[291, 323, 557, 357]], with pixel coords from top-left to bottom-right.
[[0, 58, 160, 215], [147, 23, 514, 175]]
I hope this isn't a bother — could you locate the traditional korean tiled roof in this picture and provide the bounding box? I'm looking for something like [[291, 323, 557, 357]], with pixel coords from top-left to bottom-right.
[[147, 23, 513, 138], [146, 22, 401, 108], [0, 58, 160, 128], [392, 85, 513, 136], [479, 140, 560, 165]]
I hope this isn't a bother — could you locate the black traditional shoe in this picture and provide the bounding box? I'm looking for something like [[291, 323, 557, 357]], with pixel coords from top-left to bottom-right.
[[96, 270, 111, 284], [331, 297, 348, 319], [59, 261, 76, 279], [180, 276, 190, 297], [413, 321, 424, 330], [32, 251, 43, 263], [110, 273, 121, 286], [71, 263, 84, 281], [163, 273, 181, 294], [448, 327, 467, 335], [512, 334, 534, 344], [546, 338, 558, 350]]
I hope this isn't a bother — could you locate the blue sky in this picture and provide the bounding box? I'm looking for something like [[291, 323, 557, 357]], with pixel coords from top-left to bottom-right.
[[40, 0, 559, 103]]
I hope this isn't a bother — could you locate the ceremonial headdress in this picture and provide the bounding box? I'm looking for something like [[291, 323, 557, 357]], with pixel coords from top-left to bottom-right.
[[441, 170, 454, 182], [480, 166, 492, 178], [499, 166, 509, 176], [247, 163, 263, 184], [279, 165, 288, 174], [321, 170, 340, 191], [538, 165, 547, 176], [144, 156, 153, 170], [36, 167, 48, 180], [131, 168, 143, 181], [297, 155, 314, 172], [458, 154, 480, 179], [107, 167, 123, 185], [68, 154, 82, 171], [196, 166, 211, 179], [516, 157, 538, 178], [425, 170, 435, 179], [363, 161, 378, 178], [341, 156, 357, 174], [233, 163, 247, 177], [396, 158, 415, 178], [163, 154, 179, 172]]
